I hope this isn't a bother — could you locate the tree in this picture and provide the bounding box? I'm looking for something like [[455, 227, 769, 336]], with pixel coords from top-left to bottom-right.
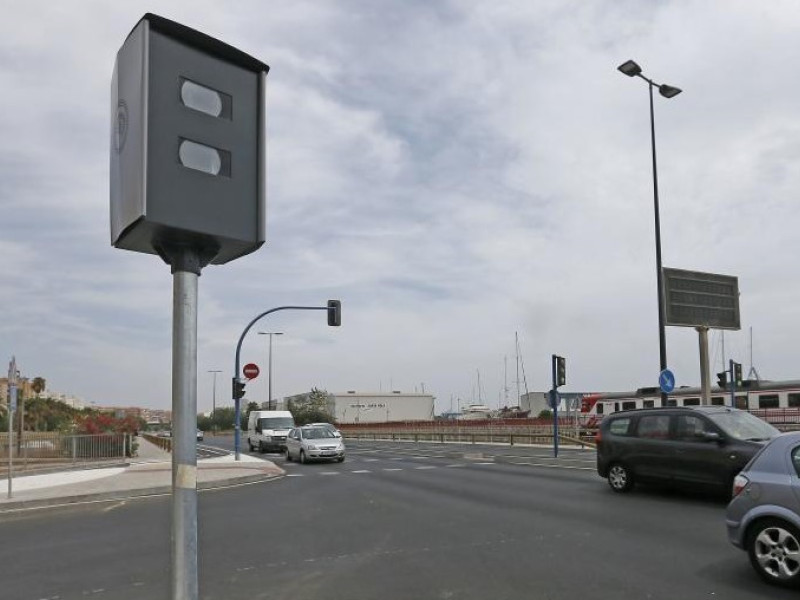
[[288, 387, 335, 425], [31, 377, 46, 398]]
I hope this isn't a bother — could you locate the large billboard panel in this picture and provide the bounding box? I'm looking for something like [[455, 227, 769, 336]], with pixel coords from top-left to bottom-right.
[[663, 268, 740, 330]]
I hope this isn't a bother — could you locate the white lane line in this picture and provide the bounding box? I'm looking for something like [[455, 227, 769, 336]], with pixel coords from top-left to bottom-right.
[[446, 464, 465, 468], [319, 472, 340, 476], [414, 466, 437, 470], [475, 462, 496, 465], [286, 474, 304, 477], [351, 470, 371, 474], [383, 468, 403, 471], [362, 458, 380, 462]]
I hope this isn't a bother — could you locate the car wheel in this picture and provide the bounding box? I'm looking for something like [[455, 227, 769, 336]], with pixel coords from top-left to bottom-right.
[[285, 448, 292, 462], [258, 441, 266, 454], [337, 456, 345, 463], [747, 518, 800, 587], [248, 439, 255, 452], [607, 463, 634, 493], [299, 450, 306, 464]]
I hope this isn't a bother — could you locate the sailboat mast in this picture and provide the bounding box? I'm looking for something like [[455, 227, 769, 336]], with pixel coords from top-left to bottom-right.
[[515, 332, 521, 405]]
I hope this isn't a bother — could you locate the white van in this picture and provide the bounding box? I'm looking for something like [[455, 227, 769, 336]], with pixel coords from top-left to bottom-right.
[[247, 410, 295, 453]]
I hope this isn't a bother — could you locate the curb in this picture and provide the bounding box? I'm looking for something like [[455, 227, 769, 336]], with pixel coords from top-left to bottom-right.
[[0, 470, 284, 514]]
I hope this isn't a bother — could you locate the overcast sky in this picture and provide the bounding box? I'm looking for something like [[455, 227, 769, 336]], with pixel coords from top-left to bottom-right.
[[2, 1, 800, 415]]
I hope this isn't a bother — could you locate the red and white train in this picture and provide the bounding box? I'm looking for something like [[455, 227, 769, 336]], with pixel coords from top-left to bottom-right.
[[580, 379, 800, 427]]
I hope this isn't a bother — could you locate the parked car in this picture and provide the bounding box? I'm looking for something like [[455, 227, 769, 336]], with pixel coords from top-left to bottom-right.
[[596, 406, 779, 495], [196, 429, 204, 442], [308, 422, 342, 438], [727, 431, 800, 588], [286, 426, 345, 464]]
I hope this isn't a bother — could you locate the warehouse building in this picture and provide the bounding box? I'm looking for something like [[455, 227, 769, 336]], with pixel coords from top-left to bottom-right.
[[283, 390, 435, 424]]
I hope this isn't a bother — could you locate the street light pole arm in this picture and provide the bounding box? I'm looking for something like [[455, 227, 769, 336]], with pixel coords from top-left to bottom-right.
[[234, 306, 326, 378]]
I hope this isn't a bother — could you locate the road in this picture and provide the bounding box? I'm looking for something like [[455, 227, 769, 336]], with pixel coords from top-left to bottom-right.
[[0, 437, 790, 600]]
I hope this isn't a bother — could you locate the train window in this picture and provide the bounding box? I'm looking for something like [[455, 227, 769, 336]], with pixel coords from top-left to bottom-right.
[[621, 401, 637, 411], [643, 400, 655, 408], [683, 398, 700, 406], [596, 403, 604, 415], [735, 396, 748, 410], [711, 397, 725, 406], [758, 394, 779, 409], [666, 399, 678, 407], [789, 393, 800, 408]]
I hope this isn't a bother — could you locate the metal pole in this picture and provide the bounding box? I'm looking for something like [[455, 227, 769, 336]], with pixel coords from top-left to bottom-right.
[[729, 359, 735, 408], [268, 335, 273, 410], [551, 355, 559, 459], [697, 327, 711, 405], [648, 82, 669, 407], [172, 266, 199, 600], [7, 356, 17, 499]]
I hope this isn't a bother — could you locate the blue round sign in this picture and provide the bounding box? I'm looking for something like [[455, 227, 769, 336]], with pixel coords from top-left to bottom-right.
[[659, 369, 675, 394]]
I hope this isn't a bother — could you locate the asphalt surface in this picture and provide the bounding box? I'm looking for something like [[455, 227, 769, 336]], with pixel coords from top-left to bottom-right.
[[0, 437, 789, 600]]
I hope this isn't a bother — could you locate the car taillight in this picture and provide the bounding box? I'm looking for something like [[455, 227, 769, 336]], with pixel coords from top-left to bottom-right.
[[732, 474, 749, 497]]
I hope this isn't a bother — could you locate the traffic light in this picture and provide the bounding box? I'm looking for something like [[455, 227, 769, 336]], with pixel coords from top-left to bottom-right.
[[232, 377, 246, 400], [327, 299, 341, 327], [554, 355, 566, 387], [716, 371, 728, 388], [732, 361, 743, 388]]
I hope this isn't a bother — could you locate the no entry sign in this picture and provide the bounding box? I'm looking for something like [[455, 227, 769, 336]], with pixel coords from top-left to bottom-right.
[[243, 363, 260, 380]]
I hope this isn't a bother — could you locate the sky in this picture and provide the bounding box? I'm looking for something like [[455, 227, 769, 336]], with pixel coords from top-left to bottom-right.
[[3, 0, 800, 416]]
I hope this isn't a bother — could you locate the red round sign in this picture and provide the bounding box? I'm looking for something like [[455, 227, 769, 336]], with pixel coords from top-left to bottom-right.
[[242, 363, 260, 380]]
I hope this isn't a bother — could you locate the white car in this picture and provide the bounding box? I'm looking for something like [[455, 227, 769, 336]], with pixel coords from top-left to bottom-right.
[[286, 426, 345, 464]]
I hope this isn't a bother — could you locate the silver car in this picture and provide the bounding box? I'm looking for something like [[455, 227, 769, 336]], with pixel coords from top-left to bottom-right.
[[308, 422, 342, 438], [727, 431, 800, 588], [286, 426, 345, 464]]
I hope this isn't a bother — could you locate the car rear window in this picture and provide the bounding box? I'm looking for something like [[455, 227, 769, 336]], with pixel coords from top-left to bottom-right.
[[608, 417, 632, 436]]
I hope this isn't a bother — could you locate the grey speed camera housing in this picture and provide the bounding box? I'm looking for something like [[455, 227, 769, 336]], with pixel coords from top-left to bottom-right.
[[110, 13, 268, 265]]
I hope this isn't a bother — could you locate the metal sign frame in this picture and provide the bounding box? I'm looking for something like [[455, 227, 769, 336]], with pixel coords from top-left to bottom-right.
[[663, 268, 740, 330]]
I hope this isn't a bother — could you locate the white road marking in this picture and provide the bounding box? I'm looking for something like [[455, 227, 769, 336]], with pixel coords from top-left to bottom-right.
[[319, 472, 340, 476], [351, 470, 371, 474], [415, 466, 437, 470], [382, 468, 403, 471], [285, 473, 304, 477]]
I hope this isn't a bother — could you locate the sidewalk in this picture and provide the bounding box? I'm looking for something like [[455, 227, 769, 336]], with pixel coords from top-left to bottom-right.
[[0, 436, 284, 513]]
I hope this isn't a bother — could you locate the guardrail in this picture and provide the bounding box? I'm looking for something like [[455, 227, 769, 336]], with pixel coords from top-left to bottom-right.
[[344, 429, 596, 449], [0, 432, 132, 475]]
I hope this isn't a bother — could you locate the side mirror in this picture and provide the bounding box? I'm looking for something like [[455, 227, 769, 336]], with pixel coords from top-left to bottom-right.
[[702, 431, 721, 443]]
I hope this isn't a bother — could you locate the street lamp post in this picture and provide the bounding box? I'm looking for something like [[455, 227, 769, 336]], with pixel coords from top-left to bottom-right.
[[207, 370, 222, 435], [618, 59, 682, 407], [258, 332, 283, 410]]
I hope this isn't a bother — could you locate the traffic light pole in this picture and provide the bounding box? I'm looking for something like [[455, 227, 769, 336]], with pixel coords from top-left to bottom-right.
[[729, 359, 735, 408], [233, 303, 341, 461], [551, 356, 559, 459]]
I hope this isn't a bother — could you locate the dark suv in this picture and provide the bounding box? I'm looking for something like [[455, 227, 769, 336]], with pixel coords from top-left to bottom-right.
[[596, 406, 779, 495]]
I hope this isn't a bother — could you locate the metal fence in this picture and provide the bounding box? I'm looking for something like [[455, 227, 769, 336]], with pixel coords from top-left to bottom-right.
[[0, 432, 131, 469]]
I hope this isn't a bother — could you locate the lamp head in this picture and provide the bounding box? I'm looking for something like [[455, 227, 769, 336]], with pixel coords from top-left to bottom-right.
[[659, 84, 682, 98], [617, 60, 642, 77]]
